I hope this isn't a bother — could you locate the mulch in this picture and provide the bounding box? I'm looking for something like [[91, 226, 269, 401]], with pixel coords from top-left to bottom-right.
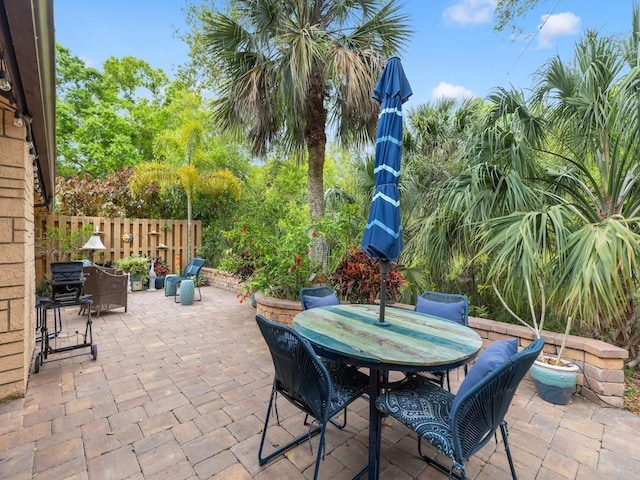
[[624, 370, 640, 415]]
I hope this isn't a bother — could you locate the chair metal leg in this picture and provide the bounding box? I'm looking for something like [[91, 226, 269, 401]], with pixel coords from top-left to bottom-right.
[[174, 280, 181, 303], [259, 386, 322, 467], [312, 425, 327, 480], [417, 437, 466, 480], [500, 421, 518, 480], [307, 408, 348, 429], [329, 407, 348, 429]]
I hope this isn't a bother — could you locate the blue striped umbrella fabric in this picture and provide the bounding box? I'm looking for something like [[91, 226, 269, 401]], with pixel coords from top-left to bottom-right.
[[362, 57, 412, 262]]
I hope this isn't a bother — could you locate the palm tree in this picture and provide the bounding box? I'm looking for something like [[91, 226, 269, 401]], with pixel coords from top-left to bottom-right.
[[194, 0, 411, 220], [130, 119, 242, 262], [399, 97, 487, 284], [419, 7, 640, 365]]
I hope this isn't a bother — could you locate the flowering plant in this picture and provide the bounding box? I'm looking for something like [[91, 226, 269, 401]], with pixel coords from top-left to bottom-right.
[[331, 245, 406, 304], [219, 209, 320, 302]]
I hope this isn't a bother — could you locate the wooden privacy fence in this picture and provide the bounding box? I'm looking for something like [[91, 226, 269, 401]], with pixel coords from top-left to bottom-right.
[[35, 214, 202, 282]]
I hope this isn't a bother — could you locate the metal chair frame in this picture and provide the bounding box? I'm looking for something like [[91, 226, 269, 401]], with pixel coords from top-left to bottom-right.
[[299, 285, 337, 310], [378, 338, 544, 480], [255, 314, 367, 480], [165, 258, 205, 303]]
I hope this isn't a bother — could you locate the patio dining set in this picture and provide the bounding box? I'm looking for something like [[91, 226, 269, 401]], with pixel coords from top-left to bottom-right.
[[256, 286, 544, 480]]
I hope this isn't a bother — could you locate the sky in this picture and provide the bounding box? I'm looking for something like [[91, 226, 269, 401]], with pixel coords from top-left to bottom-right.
[[54, 0, 634, 109]]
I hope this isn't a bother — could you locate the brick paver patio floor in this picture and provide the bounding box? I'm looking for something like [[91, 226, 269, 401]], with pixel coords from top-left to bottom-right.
[[1, 286, 639, 479]]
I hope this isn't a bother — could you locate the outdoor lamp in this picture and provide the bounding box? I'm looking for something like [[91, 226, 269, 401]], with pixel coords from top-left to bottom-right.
[[82, 233, 106, 263], [0, 69, 10, 92], [0, 55, 10, 92], [13, 110, 23, 127]]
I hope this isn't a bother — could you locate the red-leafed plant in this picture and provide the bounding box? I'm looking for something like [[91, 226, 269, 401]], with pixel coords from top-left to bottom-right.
[[330, 245, 405, 304], [151, 257, 170, 277]]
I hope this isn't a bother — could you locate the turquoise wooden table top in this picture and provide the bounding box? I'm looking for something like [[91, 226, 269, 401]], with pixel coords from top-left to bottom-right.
[[293, 304, 482, 369]]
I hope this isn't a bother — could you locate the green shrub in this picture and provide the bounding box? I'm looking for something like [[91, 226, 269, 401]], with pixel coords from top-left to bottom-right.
[[116, 255, 150, 283]]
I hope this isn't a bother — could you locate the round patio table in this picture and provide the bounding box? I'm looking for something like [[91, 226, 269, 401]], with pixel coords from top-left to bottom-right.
[[293, 303, 482, 480]]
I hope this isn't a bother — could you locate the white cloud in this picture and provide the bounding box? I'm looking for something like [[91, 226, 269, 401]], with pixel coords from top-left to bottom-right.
[[79, 55, 97, 68], [443, 0, 496, 26], [431, 82, 475, 100], [537, 12, 581, 49]]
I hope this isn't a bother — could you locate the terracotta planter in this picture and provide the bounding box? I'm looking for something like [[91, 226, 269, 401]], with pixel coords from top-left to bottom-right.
[[254, 293, 302, 326], [530, 358, 580, 405]]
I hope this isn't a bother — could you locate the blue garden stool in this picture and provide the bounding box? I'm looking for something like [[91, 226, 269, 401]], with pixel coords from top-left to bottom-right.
[[164, 274, 178, 297], [167, 258, 205, 303], [179, 279, 195, 305]]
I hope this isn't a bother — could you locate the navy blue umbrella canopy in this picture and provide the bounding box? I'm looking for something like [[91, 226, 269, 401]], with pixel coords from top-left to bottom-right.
[[362, 57, 412, 262], [362, 57, 412, 323]]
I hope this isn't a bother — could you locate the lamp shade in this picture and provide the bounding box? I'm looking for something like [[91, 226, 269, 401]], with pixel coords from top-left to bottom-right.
[[82, 234, 106, 251]]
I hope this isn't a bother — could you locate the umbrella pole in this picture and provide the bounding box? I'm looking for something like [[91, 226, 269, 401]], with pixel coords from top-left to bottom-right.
[[378, 260, 390, 325]]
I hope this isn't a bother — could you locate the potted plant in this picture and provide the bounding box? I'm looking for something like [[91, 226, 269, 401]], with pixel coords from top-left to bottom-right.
[[116, 255, 150, 291], [493, 278, 578, 404], [151, 257, 171, 289], [481, 209, 579, 405], [36, 276, 51, 298]]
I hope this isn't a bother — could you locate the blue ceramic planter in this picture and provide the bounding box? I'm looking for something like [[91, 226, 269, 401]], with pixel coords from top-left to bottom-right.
[[530, 359, 579, 405]]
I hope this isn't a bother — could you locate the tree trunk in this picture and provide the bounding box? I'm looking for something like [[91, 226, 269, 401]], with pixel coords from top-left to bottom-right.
[[305, 74, 327, 221], [186, 195, 193, 263]]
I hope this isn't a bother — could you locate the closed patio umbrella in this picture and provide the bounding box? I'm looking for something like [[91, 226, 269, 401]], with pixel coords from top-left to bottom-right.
[[361, 57, 412, 324]]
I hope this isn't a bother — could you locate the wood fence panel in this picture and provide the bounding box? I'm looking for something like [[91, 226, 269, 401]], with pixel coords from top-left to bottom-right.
[[34, 214, 201, 283]]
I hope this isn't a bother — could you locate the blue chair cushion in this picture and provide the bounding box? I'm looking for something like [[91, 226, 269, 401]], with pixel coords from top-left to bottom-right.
[[302, 292, 339, 309], [323, 359, 369, 409], [376, 375, 456, 459], [416, 297, 465, 324], [452, 338, 518, 411]]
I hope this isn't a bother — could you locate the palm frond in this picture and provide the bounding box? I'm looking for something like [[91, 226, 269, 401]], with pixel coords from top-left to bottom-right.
[[559, 217, 640, 330], [129, 162, 174, 195], [198, 169, 242, 200]]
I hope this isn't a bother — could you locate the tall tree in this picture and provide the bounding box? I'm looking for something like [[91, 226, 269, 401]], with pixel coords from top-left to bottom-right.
[[398, 97, 487, 281], [55, 45, 170, 177], [192, 0, 411, 220]]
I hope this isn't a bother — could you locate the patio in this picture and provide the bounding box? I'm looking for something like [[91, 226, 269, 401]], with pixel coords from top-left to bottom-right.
[[1, 286, 639, 479]]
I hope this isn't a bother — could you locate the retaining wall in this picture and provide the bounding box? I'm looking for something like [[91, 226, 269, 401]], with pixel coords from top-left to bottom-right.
[[202, 268, 629, 407]]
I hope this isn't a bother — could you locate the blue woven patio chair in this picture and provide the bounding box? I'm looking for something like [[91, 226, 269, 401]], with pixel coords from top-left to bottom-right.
[[300, 285, 339, 310], [255, 314, 368, 480], [376, 338, 544, 480], [165, 257, 205, 303], [414, 291, 469, 390]]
